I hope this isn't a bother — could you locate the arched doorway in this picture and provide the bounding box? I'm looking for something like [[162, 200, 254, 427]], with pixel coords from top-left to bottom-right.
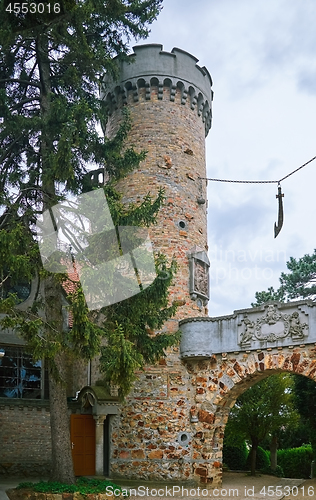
[[180, 300, 316, 486], [188, 346, 316, 486]]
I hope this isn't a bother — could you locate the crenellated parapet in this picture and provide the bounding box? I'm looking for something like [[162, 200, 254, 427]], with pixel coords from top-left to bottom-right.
[[101, 44, 213, 136]]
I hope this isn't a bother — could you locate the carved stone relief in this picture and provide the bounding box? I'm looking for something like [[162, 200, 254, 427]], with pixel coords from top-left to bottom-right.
[[194, 260, 209, 298], [188, 246, 210, 304], [239, 304, 309, 346]]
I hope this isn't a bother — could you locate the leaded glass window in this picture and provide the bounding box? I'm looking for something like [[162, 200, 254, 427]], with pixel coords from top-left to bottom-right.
[[0, 346, 44, 399]]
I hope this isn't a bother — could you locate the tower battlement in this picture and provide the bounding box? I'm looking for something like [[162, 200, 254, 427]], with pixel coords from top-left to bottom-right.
[[101, 44, 213, 136]]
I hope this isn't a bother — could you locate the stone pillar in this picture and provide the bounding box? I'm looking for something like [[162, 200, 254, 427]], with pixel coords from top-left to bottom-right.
[[93, 415, 106, 476]]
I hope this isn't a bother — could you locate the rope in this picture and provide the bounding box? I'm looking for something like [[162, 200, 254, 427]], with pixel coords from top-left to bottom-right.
[[200, 155, 316, 184]]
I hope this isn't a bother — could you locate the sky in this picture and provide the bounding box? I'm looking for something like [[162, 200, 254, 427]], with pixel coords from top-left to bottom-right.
[[129, 0, 316, 317]]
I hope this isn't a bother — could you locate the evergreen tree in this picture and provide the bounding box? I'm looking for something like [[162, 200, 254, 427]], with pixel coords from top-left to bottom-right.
[[278, 251, 316, 300], [252, 250, 316, 306], [251, 286, 285, 307], [0, 0, 181, 484]]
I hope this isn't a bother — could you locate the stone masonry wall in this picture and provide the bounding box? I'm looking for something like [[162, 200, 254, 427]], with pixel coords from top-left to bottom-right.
[[110, 344, 316, 486], [103, 74, 212, 483], [110, 348, 195, 482], [105, 85, 209, 326], [184, 344, 316, 485]]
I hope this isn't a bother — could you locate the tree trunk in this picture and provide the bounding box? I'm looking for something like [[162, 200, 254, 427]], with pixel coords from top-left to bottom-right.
[[37, 33, 76, 484], [44, 274, 75, 484], [43, 257, 76, 484], [270, 435, 278, 471], [250, 438, 259, 476], [49, 354, 75, 483]]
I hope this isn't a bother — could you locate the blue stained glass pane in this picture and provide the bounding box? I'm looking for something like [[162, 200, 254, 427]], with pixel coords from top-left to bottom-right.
[[0, 346, 42, 398]]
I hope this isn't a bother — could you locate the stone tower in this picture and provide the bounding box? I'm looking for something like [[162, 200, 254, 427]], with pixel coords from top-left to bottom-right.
[[101, 44, 213, 330], [98, 44, 216, 485]]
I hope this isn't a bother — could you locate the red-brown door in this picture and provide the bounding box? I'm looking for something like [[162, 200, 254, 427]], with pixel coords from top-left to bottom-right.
[[70, 414, 96, 476]]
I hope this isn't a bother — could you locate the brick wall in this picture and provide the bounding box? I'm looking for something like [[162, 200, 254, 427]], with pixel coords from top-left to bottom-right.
[[0, 400, 51, 476]]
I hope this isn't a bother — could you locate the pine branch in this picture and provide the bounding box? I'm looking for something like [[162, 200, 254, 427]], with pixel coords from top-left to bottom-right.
[[10, 97, 40, 111], [0, 78, 41, 88], [0, 135, 24, 164]]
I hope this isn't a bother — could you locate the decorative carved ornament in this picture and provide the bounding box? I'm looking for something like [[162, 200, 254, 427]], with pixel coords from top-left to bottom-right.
[[188, 246, 210, 305], [239, 304, 309, 346], [194, 260, 209, 297]]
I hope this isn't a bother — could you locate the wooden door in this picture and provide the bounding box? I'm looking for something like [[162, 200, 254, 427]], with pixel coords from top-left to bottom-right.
[[70, 414, 96, 476]]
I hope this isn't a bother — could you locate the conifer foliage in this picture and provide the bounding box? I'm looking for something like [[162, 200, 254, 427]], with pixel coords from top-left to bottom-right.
[[0, 0, 180, 484], [252, 250, 316, 306]]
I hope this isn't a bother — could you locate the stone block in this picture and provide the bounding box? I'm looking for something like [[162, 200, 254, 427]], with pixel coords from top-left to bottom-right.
[[131, 449, 145, 459], [148, 450, 163, 459], [198, 410, 215, 424], [194, 467, 207, 477]]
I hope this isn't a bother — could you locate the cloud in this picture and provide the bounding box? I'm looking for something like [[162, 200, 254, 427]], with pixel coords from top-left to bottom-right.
[[132, 0, 316, 316], [297, 70, 316, 95]]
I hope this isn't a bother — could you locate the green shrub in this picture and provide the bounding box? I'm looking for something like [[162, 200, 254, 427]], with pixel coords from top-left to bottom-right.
[[17, 477, 125, 495], [246, 445, 270, 471], [223, 442, 248, 470], [260, 465, 284, 478], [278, 445, 314, 479]]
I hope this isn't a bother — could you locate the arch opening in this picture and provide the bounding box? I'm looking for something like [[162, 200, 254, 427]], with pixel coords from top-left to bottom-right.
[[215, 368, 316, 480], [190, 347, 316, 486]]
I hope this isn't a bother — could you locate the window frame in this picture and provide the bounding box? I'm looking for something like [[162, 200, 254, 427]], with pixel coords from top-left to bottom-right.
[[0, 345, 48, 400]]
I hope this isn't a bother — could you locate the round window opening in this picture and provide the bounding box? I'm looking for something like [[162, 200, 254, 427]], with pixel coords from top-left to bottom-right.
[[177, 431, 191, 446], [178, 220, 187, 230]]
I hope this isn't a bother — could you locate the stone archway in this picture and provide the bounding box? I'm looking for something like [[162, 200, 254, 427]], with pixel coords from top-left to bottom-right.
[[180, 300, 316, 486], [186, 348, 316, 485]]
